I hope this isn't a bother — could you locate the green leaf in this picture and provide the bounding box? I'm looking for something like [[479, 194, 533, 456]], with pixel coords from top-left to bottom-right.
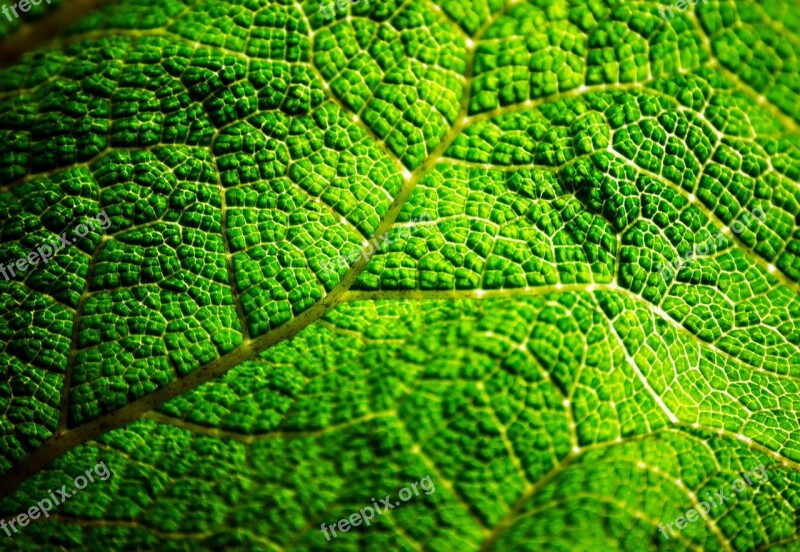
[[0, 0, 798, 550]]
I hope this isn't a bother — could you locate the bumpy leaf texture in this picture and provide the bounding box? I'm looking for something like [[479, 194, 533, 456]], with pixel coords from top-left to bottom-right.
[[0, 0, 798, 550]]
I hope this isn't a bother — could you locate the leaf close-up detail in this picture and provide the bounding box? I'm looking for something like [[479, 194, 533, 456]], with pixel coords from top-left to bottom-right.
[[0, 0, 798, 550]]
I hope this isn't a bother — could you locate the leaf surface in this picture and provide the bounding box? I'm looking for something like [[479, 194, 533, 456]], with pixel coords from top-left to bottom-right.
[[0, 0, 798, 550]]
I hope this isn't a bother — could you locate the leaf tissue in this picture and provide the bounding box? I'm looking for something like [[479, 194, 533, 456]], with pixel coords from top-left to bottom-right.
[[0, 0, 798, 550]]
